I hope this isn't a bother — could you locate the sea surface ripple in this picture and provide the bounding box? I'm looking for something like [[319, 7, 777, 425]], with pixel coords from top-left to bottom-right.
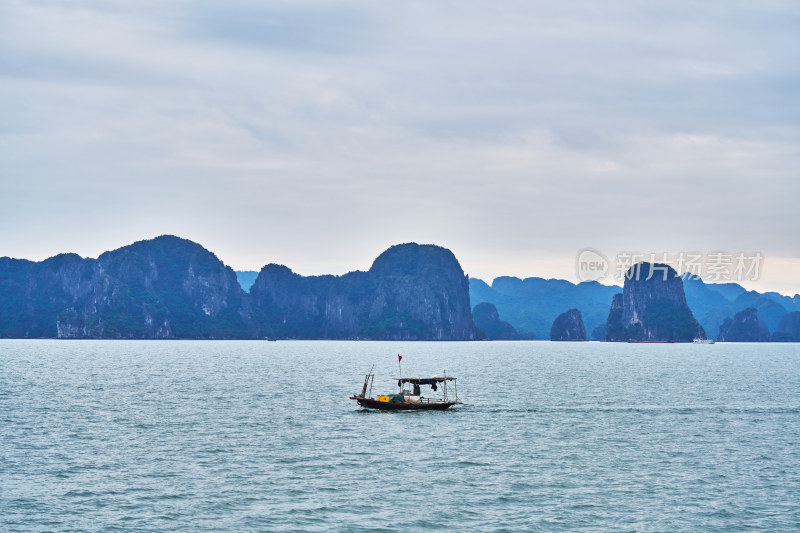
[[2, 340, 800, 531]]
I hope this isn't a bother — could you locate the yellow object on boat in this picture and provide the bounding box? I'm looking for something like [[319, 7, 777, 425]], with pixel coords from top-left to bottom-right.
[[377, 395, 389, 402]]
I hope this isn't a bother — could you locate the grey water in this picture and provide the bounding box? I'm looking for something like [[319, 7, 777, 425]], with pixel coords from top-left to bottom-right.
[[2, 340, 800, 532]]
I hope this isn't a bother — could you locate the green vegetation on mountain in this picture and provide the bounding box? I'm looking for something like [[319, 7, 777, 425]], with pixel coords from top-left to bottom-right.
[[1, 238, 476, 340], [249, 243, 478, 340], [8, 236, 262, 339], [4, 235, 799, 342]]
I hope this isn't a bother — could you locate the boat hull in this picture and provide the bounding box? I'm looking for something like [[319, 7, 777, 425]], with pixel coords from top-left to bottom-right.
[[351, 396, 456, 411]]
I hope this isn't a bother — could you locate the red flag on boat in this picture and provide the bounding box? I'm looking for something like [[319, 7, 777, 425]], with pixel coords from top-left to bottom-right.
[[398, 354, 402, 362]]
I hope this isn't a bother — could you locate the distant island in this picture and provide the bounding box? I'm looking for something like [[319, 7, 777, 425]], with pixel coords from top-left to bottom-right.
[[604, 263, 704, 342], [0, 236, 477, 340], [2, 235, 799, 341], [248, 242, 477, 340], [472, 302, 522, 340], [467, 268, 800, 342], [550, 309, 587, 341]]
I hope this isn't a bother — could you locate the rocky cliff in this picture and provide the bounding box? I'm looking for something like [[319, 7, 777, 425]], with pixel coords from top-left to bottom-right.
[[605, 262, 705, 342], [249, 243, 478, 340], [0, 253, 94, 338], [37, 236, 258, 338], [1, 236, 260, 338], [550, 309, 587, 341], [472, 302, 520, 340], [1, 238, 479, 340], [717, 308, 770, 342], [771, 311, 800, 342]]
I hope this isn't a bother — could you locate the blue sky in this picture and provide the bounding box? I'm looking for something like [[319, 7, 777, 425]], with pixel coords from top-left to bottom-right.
[[1, 1, 799, 293]]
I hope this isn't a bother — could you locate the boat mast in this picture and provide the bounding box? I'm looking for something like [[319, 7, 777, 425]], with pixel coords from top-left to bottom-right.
[[360, 363, 375, 398]]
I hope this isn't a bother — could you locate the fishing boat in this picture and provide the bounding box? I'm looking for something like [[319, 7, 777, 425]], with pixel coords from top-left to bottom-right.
[[350, 365, 461, 411]]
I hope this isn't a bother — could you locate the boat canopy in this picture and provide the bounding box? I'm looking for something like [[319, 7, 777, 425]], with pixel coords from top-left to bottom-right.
[[395, 377, 455, 385]]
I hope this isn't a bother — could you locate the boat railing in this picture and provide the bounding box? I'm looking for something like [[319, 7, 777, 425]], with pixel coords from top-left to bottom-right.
[[414, 397, 455, 405]]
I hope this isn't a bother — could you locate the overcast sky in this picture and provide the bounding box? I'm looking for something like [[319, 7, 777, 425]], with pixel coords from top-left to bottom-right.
[[1, 1, 799, 293]]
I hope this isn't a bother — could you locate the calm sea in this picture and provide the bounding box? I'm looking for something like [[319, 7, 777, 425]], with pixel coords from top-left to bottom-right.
[[2, 340, 800, 532]]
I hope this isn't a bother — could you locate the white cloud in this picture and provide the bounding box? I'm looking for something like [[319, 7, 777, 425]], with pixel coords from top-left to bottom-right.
[[1, 0, 798, 292]]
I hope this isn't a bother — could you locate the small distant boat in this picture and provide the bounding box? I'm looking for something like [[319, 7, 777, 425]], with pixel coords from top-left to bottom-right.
[[350, 365, 461, 411], [693, 338, 715, 344]]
